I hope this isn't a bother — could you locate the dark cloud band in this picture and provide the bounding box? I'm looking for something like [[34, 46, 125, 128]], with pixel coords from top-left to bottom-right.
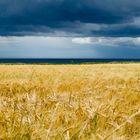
[[1, 0, 140, 36]]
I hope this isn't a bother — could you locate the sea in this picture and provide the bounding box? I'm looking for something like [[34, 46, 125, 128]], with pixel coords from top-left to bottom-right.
[[0, 58, 140, 64]]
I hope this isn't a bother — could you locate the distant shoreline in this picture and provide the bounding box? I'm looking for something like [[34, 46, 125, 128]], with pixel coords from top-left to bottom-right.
[[0, 58, 140, 64]]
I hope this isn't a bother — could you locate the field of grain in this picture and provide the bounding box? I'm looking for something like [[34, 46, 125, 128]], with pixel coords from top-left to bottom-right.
[[0, 64, 140, 140]]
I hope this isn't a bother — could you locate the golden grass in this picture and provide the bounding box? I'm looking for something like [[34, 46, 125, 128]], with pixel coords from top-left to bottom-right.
[[0, 64, 140, 140]]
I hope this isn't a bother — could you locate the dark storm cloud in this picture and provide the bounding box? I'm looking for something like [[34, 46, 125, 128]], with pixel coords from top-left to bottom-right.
[[1, 0, 140, 36]]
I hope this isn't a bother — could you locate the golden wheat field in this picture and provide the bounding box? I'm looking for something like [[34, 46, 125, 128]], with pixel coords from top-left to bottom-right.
[[0, 64, 140, 140]]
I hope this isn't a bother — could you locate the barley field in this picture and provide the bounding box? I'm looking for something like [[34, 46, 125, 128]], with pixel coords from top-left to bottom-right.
[[0, 64, 140, 140]]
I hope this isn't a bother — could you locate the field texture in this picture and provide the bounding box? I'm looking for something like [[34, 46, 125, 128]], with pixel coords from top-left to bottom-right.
[[0, 64, 140, 140]]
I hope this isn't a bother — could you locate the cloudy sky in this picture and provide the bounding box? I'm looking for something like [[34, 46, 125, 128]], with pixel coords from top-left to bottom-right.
[[0, 0, 140, 58]]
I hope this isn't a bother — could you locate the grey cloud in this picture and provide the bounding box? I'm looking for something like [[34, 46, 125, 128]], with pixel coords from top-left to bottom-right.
[[1, 0, 140, 36]]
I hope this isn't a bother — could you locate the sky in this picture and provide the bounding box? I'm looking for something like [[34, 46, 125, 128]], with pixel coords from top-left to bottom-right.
[[0, 0, 140, 58]]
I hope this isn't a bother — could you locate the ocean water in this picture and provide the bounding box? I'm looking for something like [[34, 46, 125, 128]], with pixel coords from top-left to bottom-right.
[[0, 58, 140, 64]]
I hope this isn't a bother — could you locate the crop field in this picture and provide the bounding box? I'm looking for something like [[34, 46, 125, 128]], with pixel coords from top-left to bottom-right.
[[0, 64, 140, 140]]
